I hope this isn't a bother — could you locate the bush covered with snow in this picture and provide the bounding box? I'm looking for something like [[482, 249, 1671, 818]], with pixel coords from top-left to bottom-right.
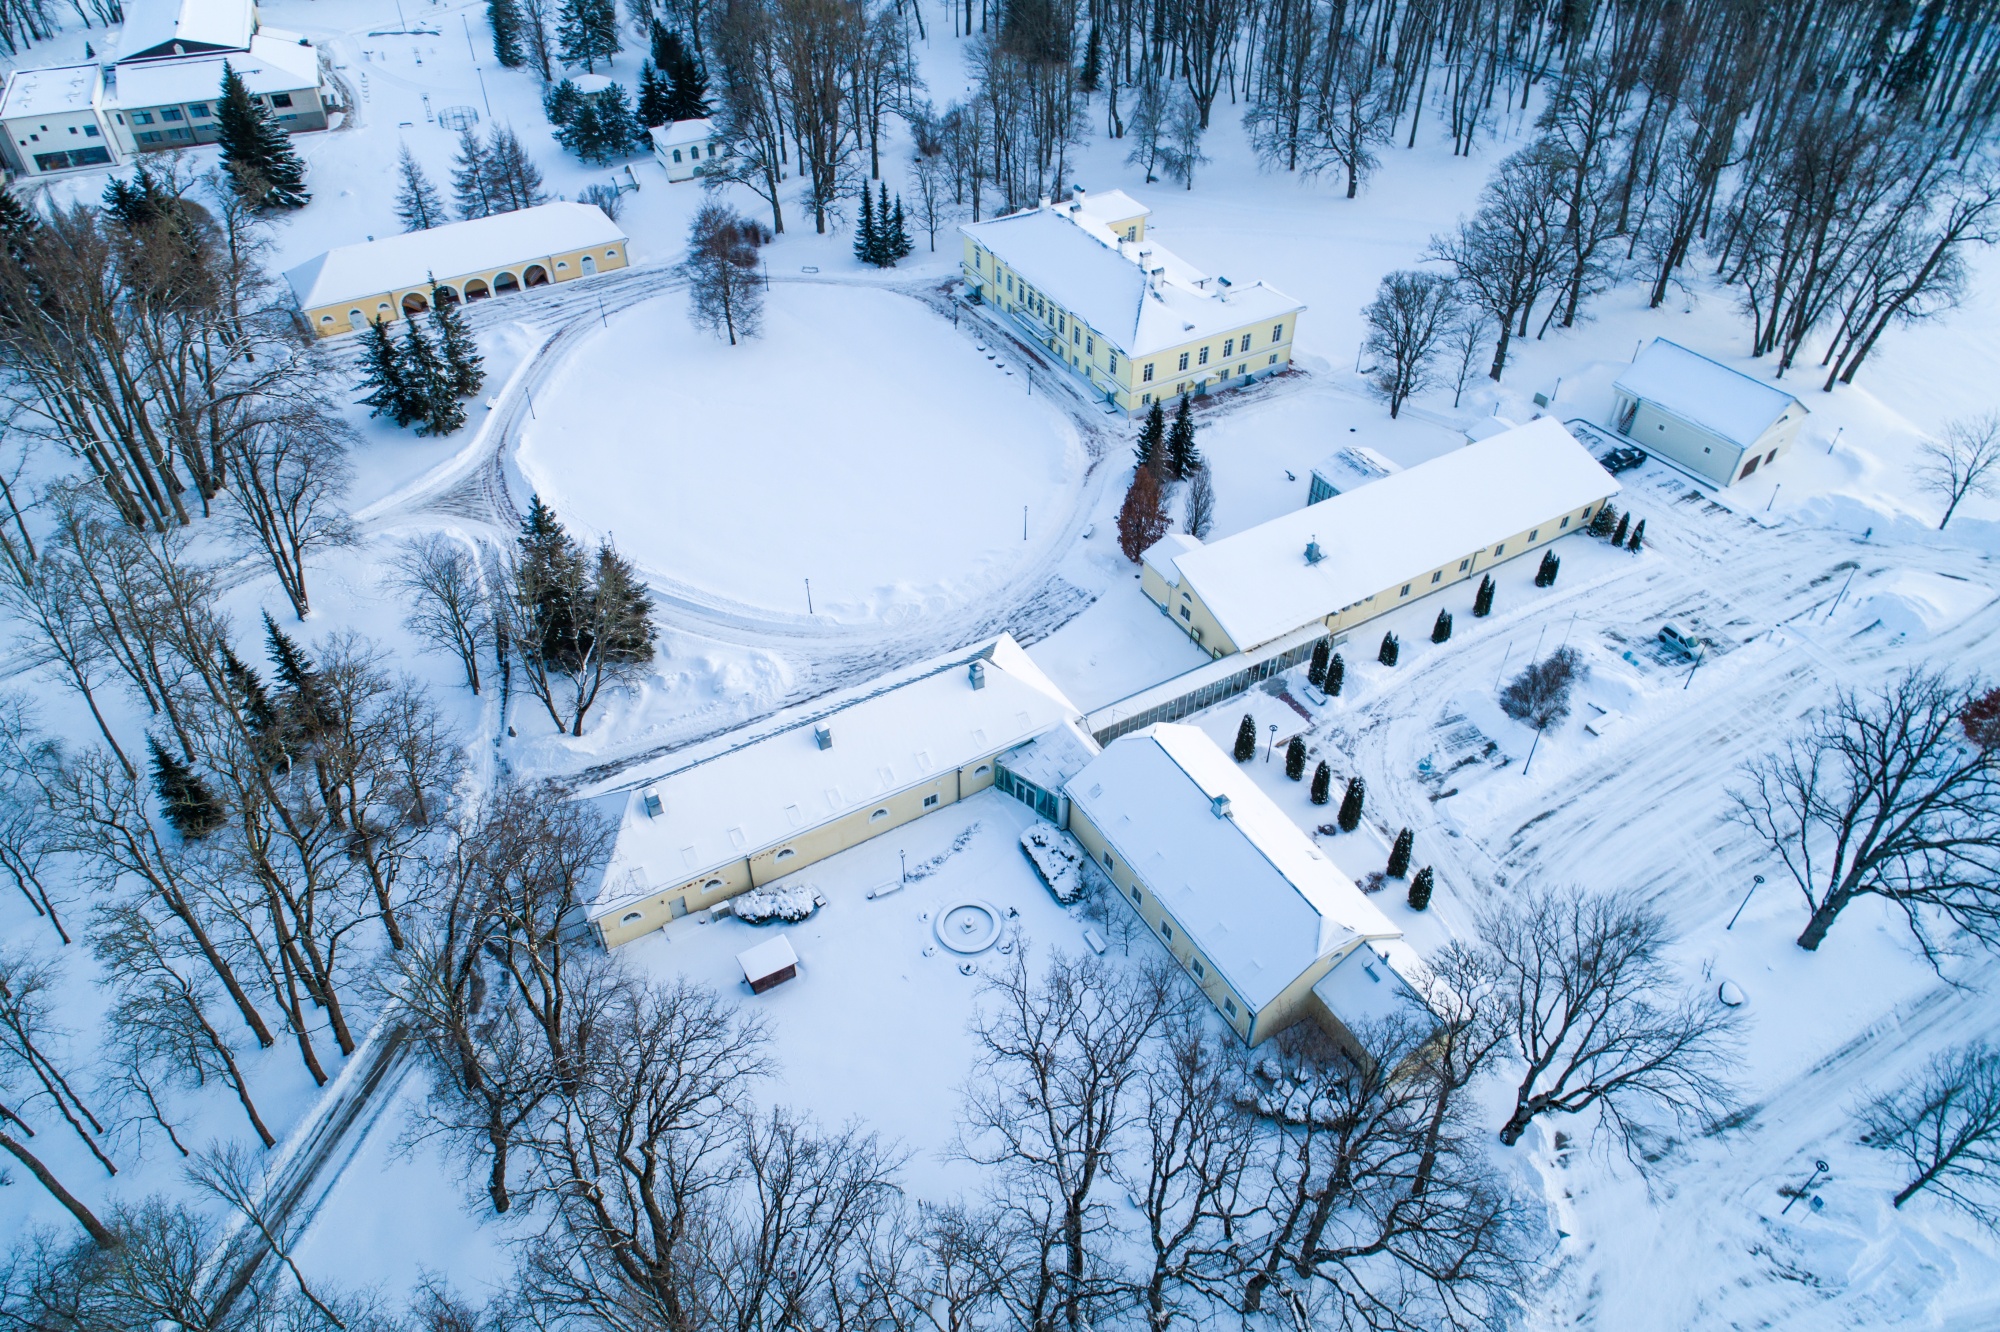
[[729, 884, 818, 925], [1020, 823, 1088, 904]]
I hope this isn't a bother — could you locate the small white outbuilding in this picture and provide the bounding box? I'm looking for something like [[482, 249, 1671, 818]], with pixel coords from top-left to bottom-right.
[[1612, 338, 1807, 487], [650, 117, 725, 181]]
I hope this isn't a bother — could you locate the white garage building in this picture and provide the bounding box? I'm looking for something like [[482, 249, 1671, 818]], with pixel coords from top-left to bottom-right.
[[1612, 338, 1808, 487]]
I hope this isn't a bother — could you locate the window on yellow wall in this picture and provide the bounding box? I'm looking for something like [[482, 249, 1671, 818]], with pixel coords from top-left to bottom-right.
[[1192, 958, 1204, 978], [1178, 352, 1189, 371], [1272, 323, 1284, 340], [1224, 338, 1234, 357], [1142, 363, 1154, 382], [622, 911, 643, 924], [1198, 346, 1209, 365]]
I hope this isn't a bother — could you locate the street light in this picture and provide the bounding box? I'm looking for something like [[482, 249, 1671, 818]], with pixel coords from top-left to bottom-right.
[[1781, 1160, 1830, 1215], [1266, 723, 1277, 762], [1727, 874, 1766, 930]]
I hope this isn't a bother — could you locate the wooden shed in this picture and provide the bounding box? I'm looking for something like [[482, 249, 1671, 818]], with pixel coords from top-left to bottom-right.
[[737, 935, 799, 995]]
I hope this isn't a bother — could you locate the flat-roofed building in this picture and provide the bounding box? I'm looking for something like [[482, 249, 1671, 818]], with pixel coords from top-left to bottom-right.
[[285, 202, 630, 336], [1064, 723, 1422, 1047], [587, 634, 1088, 947], [1143, 418, 1619, 657], [960, 187, 1304, 414], [1612, 338, 1807, 487], [0, 63, 120, 177]]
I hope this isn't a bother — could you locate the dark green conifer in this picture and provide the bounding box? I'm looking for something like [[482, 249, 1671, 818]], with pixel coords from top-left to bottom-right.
[[1627, 518, 1646, 552], [1135, 399, 1166, 472], [636, 60, 673, 128], [400, 315, 466, 436], [1308, 639, 1330, 689], [356, 319, 413, 426], [1233, 713, 1258, 762], [487, 0, 526, 65], [149, 736, 224, 838], [1325, 652, 1345, 696], [1473, 573, 1495, 617], [264, 612, 337, 743], [1310, 760, 1331, 804], [215, 61, 309, 209], [1432, 609, 1453, 643], [1387, 826, 1414, 878], [1378, 632, 1400, 666], [1166, 395, 1201, 479], [1589, 503, 1618, 539], [1337, 776, 1365, 831], [1611, 511, 1631, 546], [1535, 549, 1559, 587], [1407, 865, 1433, 910], [220, 643, 282, 760], [427, 278, 486, 397], [1285, 735, 1307, 780], [853, 190, 880, 266]]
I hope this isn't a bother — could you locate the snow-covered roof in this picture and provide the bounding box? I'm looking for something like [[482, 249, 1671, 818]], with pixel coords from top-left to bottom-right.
[[117, 0, 255, 62], [1462, 414, 1519, 443], [1309, 445, 1400, 496], [1167, 418, 1618, 651], [0, 63, 101, 118], [113, 32, 318, 108], [1614, 338, 1805, 449], [1312, 941, 1437, 1038], [591, 634, 1082, 915], [1065, 724, 1398, 1012], [1141, 531, 1202, 589], [737, 934, 799, 983], [962, 202, 1302, 359], [650, 117, 717, 147], [284, 202, 626, 309], [1071, 187, 1149, 228], [998, 717, 1099, 793]]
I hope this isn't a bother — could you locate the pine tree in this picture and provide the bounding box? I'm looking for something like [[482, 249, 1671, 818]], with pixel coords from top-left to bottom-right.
[[1285, 735, 1307, 780], [1310, 760, 1331, 805], [544, 78, 585, 129], [1135, 399, 1166, 472], [149, 736, 224, 838], [264, 613, 337, 742], [653, 25, 710, 119], [427, 279, 486, 397], [1588, 503, 1618, 538], [518, 496, 588, 663], [1308, 638, 1330, 689], [356, 318, 414, 426], [1166, 395, 1201, 479], [889, 192, 912, 262], [1337, 776, 1365, 831], [0, 187, 37, 265], [220, 643, 282, 762], [1378, 631, 1400, 666], [1233, 713, 1257, 762], [394, 145, 447, 231], [852, 189, 879, 266], [401, 315, 466, 437], [215, 61, 309, 209], [1079, 20, 1102, 92], [1387, 826, 1414, 878], [1432, 608, 1453, 643], [487, 0, 526, 66], [1627, 518, 1646, 552], [560, 87, 636, 164], [452, 127, 494, 219], [483, 126, 547, 212], [1325, 652, 1344, 696], [1535, 549, 1559, 588], [1611, 511, 1631, 546], [1472, 573, 1495, 617], [636, 60, 674, 128], [1407, 865, 1433, 910], [591, 543, 657, 664], [557, 0, 620, 70]]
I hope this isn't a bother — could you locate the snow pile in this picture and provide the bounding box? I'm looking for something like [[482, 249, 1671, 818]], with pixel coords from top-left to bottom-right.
[[1844, 570, 1990, 643], [1019, 822, 1088, 903], [727, 883, 817, 925]]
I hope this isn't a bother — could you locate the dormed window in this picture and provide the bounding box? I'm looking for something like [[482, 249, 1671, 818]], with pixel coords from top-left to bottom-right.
[[870, 808, 890, 822], [776, 848, 796, 861], [621, 911, 643, 924]]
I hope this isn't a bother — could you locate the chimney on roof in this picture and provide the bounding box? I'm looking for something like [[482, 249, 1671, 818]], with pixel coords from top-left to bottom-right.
[[969, 661, 987, 690], [814, 723, 834, 750], [641, 788, 663, 817], [1211, 794, 1232, 819], [1305, 537, 1324, 565]]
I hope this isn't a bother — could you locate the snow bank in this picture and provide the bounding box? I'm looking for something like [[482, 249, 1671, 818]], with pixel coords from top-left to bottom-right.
[[1019, 822, 1088, 903], [1845, 569, 1991, 643], [726, 883, 817, 925]]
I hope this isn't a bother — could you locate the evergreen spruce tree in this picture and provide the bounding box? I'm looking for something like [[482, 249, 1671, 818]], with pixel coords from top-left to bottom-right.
[[220, 643, 282, 762], [1387, 826, 1414, 878], [557, 0, 620, 70], [1338, 776, 1365, 831], [1589, 503, 1618, 538], [1611, 511, 1631, 546], [394, 145, 448, 231], [215, 62, 309, 209], [427, 279, 486, 397], [1079, 20, 1102, 92], [356, 318, 414, 426], [1310, 760, 1331, 805], [636, 60, 674, 128], [264, 613, 337, 742], [544, 78, 585, 129], [1166, 395, 1201, 479], [1233, 713, 1257, 763], [889, 193, 912, 262], [1627, 518, 1646, 552], [483, 126, 548, 211], [400, 315, 466, 436], [452, 127, 495, 219], [591, 543, 658, 664], [652, 23, 711, 119], [487, 0, 526, 66], [149, 736, 224, 839], [1285, 735, 1306, 781], [852, 190, 879, 266], [1407, 865, 1433, 910], [1535, 549, 1559, 587], [1473, 573, 1495, 617], [559, 88, 636, 164], [1325, 651, 1344, 696], [1432, 608, 1453, 643], [1378, 631, 1400, 666], [1308, 638, 1330, 689], [0, 187, 38, 265], [518, 496, 588, 666], [1134, 398, 1166, 472]]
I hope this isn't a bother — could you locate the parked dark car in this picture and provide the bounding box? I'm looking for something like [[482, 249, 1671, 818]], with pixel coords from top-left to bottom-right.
[[1599, 445, 1648, 474]]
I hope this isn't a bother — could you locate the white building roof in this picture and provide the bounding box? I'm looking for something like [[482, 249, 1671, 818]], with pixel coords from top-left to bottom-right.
[[113, 32, 319, 108], [1167, 418, 1618, 651], [1140, 531, 1202, 589], [1066, 724, 1398, 1012], [998, 716, 1098, 793], [1, 63, 101, 119], [591, 634, 1082, 916], [737, 934, 799, 983], [1071, 187, 1149, 228], [1310, 444, 1400, 495], [284, 202, 626, 309], [962, 201, 1302, 359], [117, 0, 255, 61], [1614, 338, 1805, 450], [1312, 941, 1437, 1037], [650, 117, 716, 147]]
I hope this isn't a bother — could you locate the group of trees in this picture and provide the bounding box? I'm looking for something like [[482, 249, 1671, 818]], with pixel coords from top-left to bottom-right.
[[354, 288, 486, 437], [852, 182, 914, 266], [1118, 395, 1214, 561], [394, 126, 547, 232]]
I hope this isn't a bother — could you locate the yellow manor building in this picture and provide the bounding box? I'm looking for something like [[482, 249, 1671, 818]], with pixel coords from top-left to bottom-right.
[[959, 188, 1305, 415]]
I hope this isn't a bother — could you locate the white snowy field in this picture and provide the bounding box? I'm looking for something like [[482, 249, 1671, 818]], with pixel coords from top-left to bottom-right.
[[517, 282, 1085, 619]]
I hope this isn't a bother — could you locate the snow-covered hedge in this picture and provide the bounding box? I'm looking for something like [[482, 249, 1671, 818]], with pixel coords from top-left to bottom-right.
[[729, 884, 817, 925], [1020, 823, 1088, 904]]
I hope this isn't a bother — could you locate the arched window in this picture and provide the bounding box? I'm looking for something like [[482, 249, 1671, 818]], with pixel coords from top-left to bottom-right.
[[974, 764, 990, 776], [621, 911, 643, 924], [493, 270, 521, 293], [401, 291, 429, 314], [463, 278, 491, 301], [319, 313, 334, 325], [348, 308, 365, 326], [523, 265, 550, 287], [776, 848, 796, 861], [870, 808, 890, 823], [672, 148, 683, 162], [433, 285, 461, 306], [703, 878, 724, 890], [581, 254, 596, 276]]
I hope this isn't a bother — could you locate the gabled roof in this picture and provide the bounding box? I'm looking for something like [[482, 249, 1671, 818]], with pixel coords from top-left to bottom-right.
[[1167, 418, 1618, 651], [112, 32, 319, 108], [1309, 444, 1400, 495], [117, 0, 255, 62], [1614, 338, 1806, 450], [0, 63, 101, 119], [591, 635, 1083, 915], [1071, 187, 1149, 229], [649, 117, 717, 147], [1066, 724, 1397, 1011], [284, 203, 626, 309], [961, 201, 1301, 358]]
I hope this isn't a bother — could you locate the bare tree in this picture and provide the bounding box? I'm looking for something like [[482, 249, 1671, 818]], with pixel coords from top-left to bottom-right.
[[0, 946, 116, 1176], [188, 1141, 348, 1328], [1498, 646, 1585, 731], [1182, 466, 1216, 540], [0, 548, 137, 777], [1362, 270, 1458, 418], [1914, 413, 2000, 530], [678, 202, 767, 346], [908, 129, 957, 251], [1441, 311, 1490, 410], [1430, 141, 1569, 380], [1305, 45, 1395, 199], [220, 401, 358, 620], [1735, 669, 2000, 954], [0, 1110, 116, 1248], [1482, 884, 1739, 1148], [1158, 90, 1209, 191], [1859, 1042, 2000, 1219], [0, 703, 66, 942]]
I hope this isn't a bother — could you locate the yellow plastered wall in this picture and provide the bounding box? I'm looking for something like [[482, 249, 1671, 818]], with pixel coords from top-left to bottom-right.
[[303, 241, 630, 337]]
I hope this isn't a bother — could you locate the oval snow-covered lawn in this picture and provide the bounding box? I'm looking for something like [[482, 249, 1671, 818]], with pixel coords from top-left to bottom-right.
[[517, 283, 1083, 619]]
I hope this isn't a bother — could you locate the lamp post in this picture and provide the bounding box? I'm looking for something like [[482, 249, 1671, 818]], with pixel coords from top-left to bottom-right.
[[899, 850, 907, 884], [1781, 1160, 1830, 1216], [1267, 724, 1277, 762], [804, 578, 813, 615], [1726, 874, 1766, 930]]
